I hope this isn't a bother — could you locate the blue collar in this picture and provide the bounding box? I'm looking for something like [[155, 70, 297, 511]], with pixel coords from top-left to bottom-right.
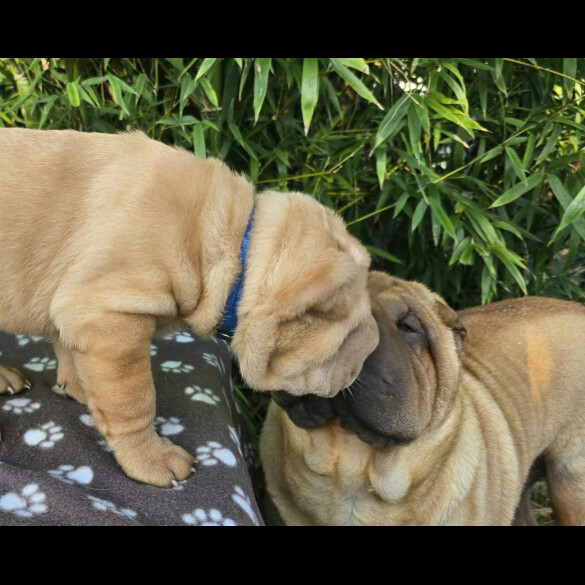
[[217, 206, 255, 339]]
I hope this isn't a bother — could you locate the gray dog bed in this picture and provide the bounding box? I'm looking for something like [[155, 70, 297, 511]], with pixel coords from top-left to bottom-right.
[[0, 330, 263, 526]]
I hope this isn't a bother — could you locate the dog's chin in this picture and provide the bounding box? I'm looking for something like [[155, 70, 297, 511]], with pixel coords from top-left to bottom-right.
[[272, 389, 415, 450]]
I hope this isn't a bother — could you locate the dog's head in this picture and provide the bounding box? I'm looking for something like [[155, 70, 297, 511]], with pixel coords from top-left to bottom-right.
[[272, 272, 466, 446], [231, 191, 379, 397]]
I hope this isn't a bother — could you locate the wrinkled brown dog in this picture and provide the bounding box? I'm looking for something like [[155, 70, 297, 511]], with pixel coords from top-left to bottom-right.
[[261, 272, 585, 525], [0, 128, 378, 487]]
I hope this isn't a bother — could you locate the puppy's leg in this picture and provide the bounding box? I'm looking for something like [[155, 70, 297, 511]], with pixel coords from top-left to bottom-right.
[[53, 341, 87, 404], [0, 364, 31, 395], [71, 314, 195, 488], [545, 434, 585, 526]]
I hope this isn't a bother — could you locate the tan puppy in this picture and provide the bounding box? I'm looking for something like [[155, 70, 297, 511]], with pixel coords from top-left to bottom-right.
[[0, 128, 378, 487], [261, 272, 585, 525]]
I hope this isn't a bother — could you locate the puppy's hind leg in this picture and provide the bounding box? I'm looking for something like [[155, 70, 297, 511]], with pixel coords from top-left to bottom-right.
[[53, 341, 87, 404], [0, 364, 31, 395], [545, 431, 585, 526]]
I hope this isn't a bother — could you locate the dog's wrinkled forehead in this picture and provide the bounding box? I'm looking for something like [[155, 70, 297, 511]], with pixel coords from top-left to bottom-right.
[[368, 273, 438, 315]]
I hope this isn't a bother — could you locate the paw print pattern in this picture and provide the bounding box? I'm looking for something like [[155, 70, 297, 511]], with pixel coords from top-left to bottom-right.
[[154, 416, 184, 436], [2, 397, 41, 414], [97, 439, 113, 453], [185, 385, 221, 406], [23, 357, 56, 372], [79, 413, 95, 427], [228, 425, 243, 456], [203, 353, 225, 376], [0, 484, 47, 518], [232, 485, 260, 525], [15, 335, 43, 347], [160, 361, 194, 374], [150, 344, 158, 357], [163, 331, 195, 343], [182, 508, 236, 526], [24, 422, 64, 448], [196, 441, 237, 467], [88, 496, 137, 520], [48, 465, 94, 486]]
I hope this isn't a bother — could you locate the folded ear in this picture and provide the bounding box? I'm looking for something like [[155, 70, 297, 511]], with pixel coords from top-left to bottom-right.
[[435, 299, 467, 345]]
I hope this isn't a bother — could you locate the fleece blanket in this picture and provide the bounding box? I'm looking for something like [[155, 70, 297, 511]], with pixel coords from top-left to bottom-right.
[[0, 330, 263, 526]]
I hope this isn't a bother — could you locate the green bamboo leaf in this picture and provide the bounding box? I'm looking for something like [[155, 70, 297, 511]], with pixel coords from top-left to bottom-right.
[[548, 175, 585, 241], [492, 245, 527, 294], [428, 195, 456, 239], [563, 58, 577, 99], [411, 199, 428, 231], [330, 59, 383, 109], [106, 74, 129, 115], [66, 82, 80, 107], [490, 173, 544, 208], [333, 58, 368, 73], [193, 123, 206, 158], [393, 192, 409, 218], [449, 236, 472, 265], [505, 146, 527, 184], [195, 58, 217, 81], [199, 77, 218, 107], [535, 124, 562, 165], [228, 122, 258, 161], [366, 245, 402, 264], [301, 58, 319, 135], [253, 58, 271, 123], [550, 184, 585, 243], [374, 94, 410, 149], [180, 74, 197, 104], [375, 149, 387, 189], [522, 134, 535, 167]]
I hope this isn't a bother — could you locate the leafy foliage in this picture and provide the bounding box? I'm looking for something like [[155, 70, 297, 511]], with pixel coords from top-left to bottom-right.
[[1, 57, 584, 309]]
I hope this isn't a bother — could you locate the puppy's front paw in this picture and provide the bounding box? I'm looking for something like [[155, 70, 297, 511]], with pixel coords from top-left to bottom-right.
[[114, 432, 196, 488], [0, 364, 31, 395]]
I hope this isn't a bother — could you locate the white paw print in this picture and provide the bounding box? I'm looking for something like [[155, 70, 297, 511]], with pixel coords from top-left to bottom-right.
[[15, 335, 43, 347], [196, 441, 236, 467], [160, 361, 194, 374], [150, 344, 158, 356], [203, 353, 225, 376], [228, 425, 243, 456], [48, 465, 94, 486], [0, 484, 47, 518], [182, 508, 236, 526], [97, 439, 113, 453], [2, 397, 41, 414], [185, 385, 221, 406], [88, 496, 137, 519], [164, 331, 195, 343], [79, 413, 95, 427], [24, 421, 64, 448], [23, 357, 56, 372], [232, 485, 260, 525], [154, 416, 184, 436]]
